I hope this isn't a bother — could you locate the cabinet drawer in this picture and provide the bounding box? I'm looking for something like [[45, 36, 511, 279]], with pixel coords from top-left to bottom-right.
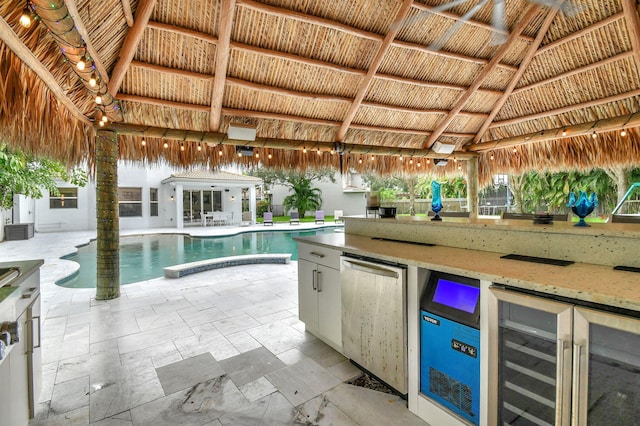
[[298, 244, 340, 268]]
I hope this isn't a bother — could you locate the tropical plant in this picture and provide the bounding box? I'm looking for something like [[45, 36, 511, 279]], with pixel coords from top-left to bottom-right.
[[248, 168, 335, 218], [0, 145, 87, 210]]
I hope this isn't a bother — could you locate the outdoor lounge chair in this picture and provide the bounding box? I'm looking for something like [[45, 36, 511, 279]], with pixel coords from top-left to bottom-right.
[[334, 210, 344, 224], [263, 212, 273, 226], [315, 210, 325, 224], [290, 211, 300, 225]]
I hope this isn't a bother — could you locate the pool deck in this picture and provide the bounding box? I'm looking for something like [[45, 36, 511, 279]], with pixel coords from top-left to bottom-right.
[[0, 223, 427, 426]]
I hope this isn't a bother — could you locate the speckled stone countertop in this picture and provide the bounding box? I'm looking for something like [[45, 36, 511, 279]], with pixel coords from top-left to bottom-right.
[[295, 232, 640, 314], [0, 259, 43, 320]]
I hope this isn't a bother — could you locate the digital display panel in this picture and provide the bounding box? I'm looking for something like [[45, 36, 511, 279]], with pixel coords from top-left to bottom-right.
[[432, 278, 480, 314]]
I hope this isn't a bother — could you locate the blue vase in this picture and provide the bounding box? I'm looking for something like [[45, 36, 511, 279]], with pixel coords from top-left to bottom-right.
[[568, 191, 598, 227], [431, 181, 443, 221]]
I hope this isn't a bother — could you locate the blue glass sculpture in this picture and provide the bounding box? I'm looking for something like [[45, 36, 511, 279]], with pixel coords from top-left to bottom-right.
[[431, 180, 443, 221], [568, 191, 598, 227]]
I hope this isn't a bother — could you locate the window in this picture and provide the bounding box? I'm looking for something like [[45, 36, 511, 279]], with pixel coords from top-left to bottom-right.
[[118, 187, 142, 217], [50, 187, 78, 209], [150, 188, 158, 217]]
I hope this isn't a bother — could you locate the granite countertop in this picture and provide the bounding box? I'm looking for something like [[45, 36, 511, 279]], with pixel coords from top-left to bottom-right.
[[0, 259, 43, 314], [295, 233, 640, 314]]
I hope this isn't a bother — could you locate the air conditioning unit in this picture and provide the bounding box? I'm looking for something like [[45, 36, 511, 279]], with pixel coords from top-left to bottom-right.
[[433, 159, 449, 167], [432, 141, 456, 154]]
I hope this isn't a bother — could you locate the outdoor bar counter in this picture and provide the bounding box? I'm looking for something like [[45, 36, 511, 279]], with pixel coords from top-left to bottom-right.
[[296, 215, 640, 425]]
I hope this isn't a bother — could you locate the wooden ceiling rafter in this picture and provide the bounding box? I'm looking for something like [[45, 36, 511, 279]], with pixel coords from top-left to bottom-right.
[[209, 0, 236, 132], [621, 0, 640, 81], [65, 0, 109, 82], [467, 111, 640, 152], [472, 7, 560, 144], [423, 5, 542, 150], [107, 0, 156, 97], [121, 0, 134, 27], [235, 0, 518, 71], [0, 16, 90, 124], [489, 89, 640, 128], [116, 93, 476, 139], [513, 51, 635, 94], [104, 122, 478, 159], [335, 0, 414, 142]]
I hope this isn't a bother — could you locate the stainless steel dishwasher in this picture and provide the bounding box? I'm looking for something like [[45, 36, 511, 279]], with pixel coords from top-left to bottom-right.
[[340, 255, 407, 394]]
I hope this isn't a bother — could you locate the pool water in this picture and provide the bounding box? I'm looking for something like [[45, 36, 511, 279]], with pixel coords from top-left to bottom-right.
[[58, 228, 340, 288]]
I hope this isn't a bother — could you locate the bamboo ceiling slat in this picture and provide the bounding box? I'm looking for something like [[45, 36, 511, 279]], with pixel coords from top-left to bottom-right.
[[138, 28, 217, 75], [121, 67, 213, 105], [151, 0, 218, 35]]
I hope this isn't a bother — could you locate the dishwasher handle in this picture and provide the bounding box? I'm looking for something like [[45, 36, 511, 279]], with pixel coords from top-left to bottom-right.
[[341, 258, 400, 278]]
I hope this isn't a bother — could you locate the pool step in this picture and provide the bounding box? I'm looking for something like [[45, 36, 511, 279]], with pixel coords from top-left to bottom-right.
[[163, 254, 292, 279]]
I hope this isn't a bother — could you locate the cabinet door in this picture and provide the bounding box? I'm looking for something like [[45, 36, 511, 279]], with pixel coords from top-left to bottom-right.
[[28, 294, 41, 418], [10, 310, 30, 426], [316, 265, 341, 349], [489, 288, 573, 426], [298, 259, 319, 333], [572, 307, 640, 426]]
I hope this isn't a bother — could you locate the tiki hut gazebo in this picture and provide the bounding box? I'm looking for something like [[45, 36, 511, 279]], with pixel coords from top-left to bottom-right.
[[2, 0, 640, 298]]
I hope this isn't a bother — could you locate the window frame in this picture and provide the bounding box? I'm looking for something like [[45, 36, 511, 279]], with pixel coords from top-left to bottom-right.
[[118, 187, 143, 217], [49, 187, 78, 209]]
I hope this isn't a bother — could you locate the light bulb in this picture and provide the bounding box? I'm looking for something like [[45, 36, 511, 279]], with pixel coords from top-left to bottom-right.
[[371, 155, 374, 161], [490, 153, 494, 160], [219, 149, 223, 156], [426, 159, 430, 164], [101, 115, 108, 123], [77, 57, 86, 71], [163, 142, 168, 149], [562, 129, 567, 137], [317, 149, 321, 155], [513, 147, 517, 153], [19, 8, 32, 28], [268, 153, 272, 159], [399, 155, 403, 161], [98, 120, 104, 127], [255, 153, 259, 158], [238, 151, 242, 157], [409, 159, 413, 165], [197, 144, 201, 151], [95, 94, 102, 104], [141, 139, 146, 146], [592, 131, 597, 139], [180, 144, 185, 151], [88, 72, 97, 88], [358, 158, 362, 164], [417, 162, 421, 167], [302, 148, 307, 154], [621, 129, 627, 137]]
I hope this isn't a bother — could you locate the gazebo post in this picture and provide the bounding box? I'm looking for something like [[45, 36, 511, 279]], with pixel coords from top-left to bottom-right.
[[95, 129, 120, 300], [467, 157, 479, 219]]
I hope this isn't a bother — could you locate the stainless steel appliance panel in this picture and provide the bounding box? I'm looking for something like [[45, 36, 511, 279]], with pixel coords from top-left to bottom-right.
[[341, 256, 407, 394]]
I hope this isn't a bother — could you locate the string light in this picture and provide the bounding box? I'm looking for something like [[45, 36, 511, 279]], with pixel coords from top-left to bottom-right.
[[95, 94, 103, 104], [591, 131, 597, 139], [237, 151, 242, 157], [19, 7, 33, 28], [317, 148, 321, 155], [268, 153, 272, 159], [197, 143, 202, 151], [101, 115, 108, 123], [426, 158, 430, 164], [490, 152, 494, 160], [141, 139, 146, 146], [302, 147, 307, 154], [409, 158, 413, 165], [89, 71, 97, 88], [330, 149, 335, 155], [358, 158, 362, 164], [219, 148, 223, 156], [399, 155, 403, 161], [562, 129, 567, 137], [371, 155, 374, 161], [163, 142, 168, 149], [76, 53, 86, 71], [255, 152, 259, 159], [621, 129, 627, 137], [513, 146, 517, 153], [180, 143, 185, 152], [98, 119, 104, 127], [417, 161, 421, 167]]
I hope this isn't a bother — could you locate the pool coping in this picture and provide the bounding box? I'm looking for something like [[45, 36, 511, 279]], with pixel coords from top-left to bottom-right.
[[163, 253, 292, 278]]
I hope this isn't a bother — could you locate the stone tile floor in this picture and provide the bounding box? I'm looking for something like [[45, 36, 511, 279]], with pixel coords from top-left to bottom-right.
[[0, 227, 429, 425]]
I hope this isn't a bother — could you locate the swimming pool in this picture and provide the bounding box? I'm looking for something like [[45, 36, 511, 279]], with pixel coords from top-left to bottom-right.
[[58, 228, 340, 288]]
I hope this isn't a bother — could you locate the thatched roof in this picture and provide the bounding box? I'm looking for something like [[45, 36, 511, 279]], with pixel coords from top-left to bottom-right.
[[1, 0, 640, 185]]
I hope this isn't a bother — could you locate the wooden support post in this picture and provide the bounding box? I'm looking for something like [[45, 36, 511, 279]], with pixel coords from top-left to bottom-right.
[[95, 130, 120, 300], [467, 157, 479, 219]]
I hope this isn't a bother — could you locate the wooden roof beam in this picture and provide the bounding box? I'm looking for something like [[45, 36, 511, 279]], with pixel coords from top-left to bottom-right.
[[621, 0, 640, 81], [336, 0, 414, 142], [65, 0, 110, 83], [489, 89, 640, 128], [115, 94, 474, 138], [0, 17, 90, 125], [472, 7, 560, 144], [513, 51, 635, 94], [121, 0, 134, 27], [423, 5, 541, 150], [468, 111, 640, 152], [107, 0, 156, 96], [147, 20, 219, 44], [210, 0, 236, 132], [105, 122, 478, 159], [236, 0, 517, 71]]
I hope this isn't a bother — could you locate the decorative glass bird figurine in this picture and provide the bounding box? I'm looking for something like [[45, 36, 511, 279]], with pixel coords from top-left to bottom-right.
[[431, 181, 443, 221], [568, 191, 598, 227]]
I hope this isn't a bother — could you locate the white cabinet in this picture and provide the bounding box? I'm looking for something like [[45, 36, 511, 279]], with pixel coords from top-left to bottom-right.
[[297, 243, 342, 350], [488, 287, 640, 425]]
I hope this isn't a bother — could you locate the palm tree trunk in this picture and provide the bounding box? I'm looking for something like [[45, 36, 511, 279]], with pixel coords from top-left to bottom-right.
[[95, 130, 120, 300]]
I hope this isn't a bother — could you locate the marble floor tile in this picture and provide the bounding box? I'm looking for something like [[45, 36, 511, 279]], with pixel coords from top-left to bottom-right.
[[156, 352, 225, 395], [295, 393, 359, 426], [174, 331, 240, 361], [129, 375, 248, 426], [55, 354, 90, 384], [49, 375, 89, 416], [29, 405, 90, 426], [151, 297, 194, 314], [225, 330, 262, 353], [247, 321, 308, 355], [135, 310, 187, 332], [218, 391, 296, 425], [265, 357, 342, 407], [276, 348, 307, 366], [119, 340, 182, 370], [178, 305, 228, 327], [219, 347, 286, 387], [238, 376, 277, 402], [116, 321, 193, 354], [212, 313, 260, 336], [328, 359, 362, 382]]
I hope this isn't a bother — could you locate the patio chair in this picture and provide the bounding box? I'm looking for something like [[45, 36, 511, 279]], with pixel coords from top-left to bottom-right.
[[315, 210, 325, 224], [263, 212, 273, 226], [290, 211, 300, 225], [334, 210, 344, 224]]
